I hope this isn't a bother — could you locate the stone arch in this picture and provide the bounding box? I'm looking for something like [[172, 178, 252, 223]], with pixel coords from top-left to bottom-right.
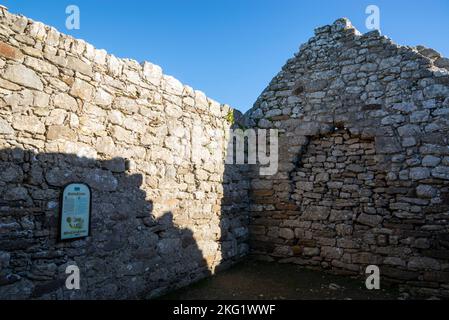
[[291, 128, 380, 223]]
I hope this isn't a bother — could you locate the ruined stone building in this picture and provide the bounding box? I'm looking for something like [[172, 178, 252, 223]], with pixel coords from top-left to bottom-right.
[[0, 8, 448, 299], [245, 18, 449, 298]]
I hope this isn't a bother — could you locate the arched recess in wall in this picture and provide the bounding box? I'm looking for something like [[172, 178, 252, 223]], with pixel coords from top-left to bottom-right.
[[290, 128, 388, 227]]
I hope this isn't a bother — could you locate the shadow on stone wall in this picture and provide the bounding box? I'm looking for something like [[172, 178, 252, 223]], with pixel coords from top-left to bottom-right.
[[217, 112, 251, 274], [0, 148, 214, 299]]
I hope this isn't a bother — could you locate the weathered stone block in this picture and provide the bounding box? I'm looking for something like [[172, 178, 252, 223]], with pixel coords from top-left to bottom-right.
[[12, 115, 45, 134], [85, 169, 118, 192], [0, 118, 14, 135], [422, 155, 441, 167], [329, 210, 352, 222], [432, 166, 449, 180], [416, 185, 438, 198], [410, 167, 431, 180], [24, 56, 59, 76], [0, 41, 24, 61], [0, 163, 23, 183], [53, 93, 78, 111], [279, 228, 294, 240], [66, 56, 92, 76], [352, 252, 380, 264], [375, 136, 401, 154], [3, 64, 43, 90], [302, 206, 330, 221], [357, 213, 382, 227], [69, 78, 94, 101], [424, 84, 449, 99], [46, 125, 76, 141], [321, 246, 343, 260], [302, 247, 320, 256]]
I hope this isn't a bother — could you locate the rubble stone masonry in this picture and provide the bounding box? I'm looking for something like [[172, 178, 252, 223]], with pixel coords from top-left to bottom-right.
[[1, 8, 449, 299], [245, 18, 449, 297], [0, 9, 249, 299]]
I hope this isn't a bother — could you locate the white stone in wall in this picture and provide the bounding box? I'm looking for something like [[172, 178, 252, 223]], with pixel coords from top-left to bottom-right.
[[0, 118, 13, 134], [53, 92, 78, 111], [24, 56, 59, 76], [27, 21, 46, 41], [94, 88, 113, 106], [163, 75, 184, 96], [142, 61, 162, 86], [46, 27, 60, 47], [46, 109, 67, 126], [2, 64, 43, 90], [94, 49, 107, 65], [208, 99, 222, 117], [70, 78, 94, 101], [107, 54, 122, 76]]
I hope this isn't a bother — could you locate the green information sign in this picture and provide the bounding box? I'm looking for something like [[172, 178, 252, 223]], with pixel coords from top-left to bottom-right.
[[59, 183, 91, 241]]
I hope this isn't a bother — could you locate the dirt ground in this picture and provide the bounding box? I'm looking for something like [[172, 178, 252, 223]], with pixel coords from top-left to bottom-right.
[[161, 259, 404, 300]]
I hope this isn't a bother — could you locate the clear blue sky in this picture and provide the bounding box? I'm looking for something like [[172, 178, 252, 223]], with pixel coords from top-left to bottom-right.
[[4, 0, 449, 112]]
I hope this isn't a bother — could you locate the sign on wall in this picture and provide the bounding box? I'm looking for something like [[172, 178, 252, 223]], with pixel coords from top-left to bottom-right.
[[59, 183, 92, 241]]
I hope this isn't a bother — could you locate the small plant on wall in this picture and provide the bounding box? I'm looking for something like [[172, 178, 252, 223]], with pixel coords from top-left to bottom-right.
[[225, 110, 235, 125]]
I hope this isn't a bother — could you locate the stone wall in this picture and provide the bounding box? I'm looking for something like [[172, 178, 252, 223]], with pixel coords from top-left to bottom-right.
[[246, 18, 449, 297], [0, 9, 249, 299], [2, 7, 449, 299]]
